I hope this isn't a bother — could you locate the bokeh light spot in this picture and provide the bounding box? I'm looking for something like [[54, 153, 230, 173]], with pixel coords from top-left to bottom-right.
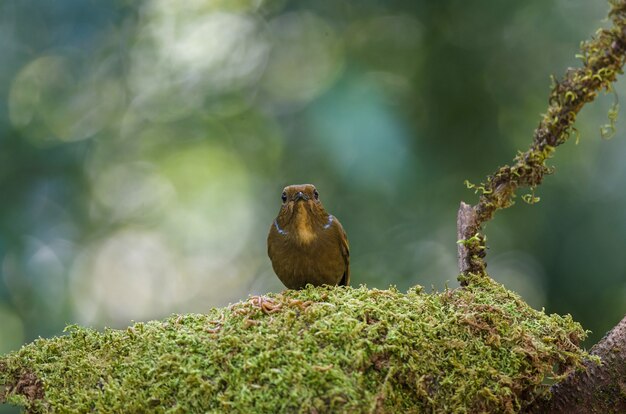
[[70, 230, 180, 325], [92, 161, 176, 222], [130, 4, 269, 121], [262, 12, 344, 109], [310, 78, 412, 192], [9, 55, 124, 144], [158, 143, 253, 262]]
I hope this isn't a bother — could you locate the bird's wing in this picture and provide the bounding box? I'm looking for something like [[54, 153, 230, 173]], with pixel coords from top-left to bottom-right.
[[333, 218, 350, 286], [267, 222, 277, 258]]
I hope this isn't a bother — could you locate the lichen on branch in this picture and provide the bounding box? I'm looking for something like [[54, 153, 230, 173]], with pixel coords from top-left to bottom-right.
[[458, 0, 626, 279]]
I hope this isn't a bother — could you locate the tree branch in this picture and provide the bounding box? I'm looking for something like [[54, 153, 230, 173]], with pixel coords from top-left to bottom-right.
[[456, 202, 484, 283], [455, 1, 626, 409], [457, 1, 626, 279], [528, 314, 626, 413]]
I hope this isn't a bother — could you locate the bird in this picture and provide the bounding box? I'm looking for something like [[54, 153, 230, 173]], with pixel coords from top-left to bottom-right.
[[267, 184, 350, 289]]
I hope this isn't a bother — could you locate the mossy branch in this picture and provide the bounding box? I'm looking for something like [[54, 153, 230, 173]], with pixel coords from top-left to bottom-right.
[[0, 281, 589, 413], [457, 0, 626, 280]]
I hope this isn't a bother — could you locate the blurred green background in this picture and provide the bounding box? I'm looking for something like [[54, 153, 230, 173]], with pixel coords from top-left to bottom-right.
[[1, 0, 625, 390]]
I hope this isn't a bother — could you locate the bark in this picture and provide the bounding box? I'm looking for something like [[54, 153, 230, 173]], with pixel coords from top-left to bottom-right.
[[456, 202, 479, 277], [527, 315, 626, 413]]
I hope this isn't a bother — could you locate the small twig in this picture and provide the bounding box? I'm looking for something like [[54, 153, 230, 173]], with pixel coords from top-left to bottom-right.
[[456, 202, 479, 278]]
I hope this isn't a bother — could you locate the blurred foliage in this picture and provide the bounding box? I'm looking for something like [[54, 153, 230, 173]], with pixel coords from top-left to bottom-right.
[[0, 1, 625, 396]]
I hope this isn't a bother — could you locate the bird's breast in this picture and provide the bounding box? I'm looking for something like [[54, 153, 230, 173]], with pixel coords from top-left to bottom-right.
[[293, 208, 317, 245]]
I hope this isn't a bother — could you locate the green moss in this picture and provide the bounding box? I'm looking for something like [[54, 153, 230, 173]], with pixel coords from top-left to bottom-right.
[[0, 277, 588, 413]]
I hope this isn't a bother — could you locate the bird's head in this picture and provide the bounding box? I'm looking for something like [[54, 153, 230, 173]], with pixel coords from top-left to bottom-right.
[[276, 184, 328, 229], [281, 184, 319, 204]]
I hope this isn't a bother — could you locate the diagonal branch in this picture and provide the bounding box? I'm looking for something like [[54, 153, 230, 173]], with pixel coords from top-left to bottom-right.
[[457, 1, 626, 281]]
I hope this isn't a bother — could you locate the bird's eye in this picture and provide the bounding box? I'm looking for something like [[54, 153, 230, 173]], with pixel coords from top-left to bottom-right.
[[281, 192, 287, 203], [313, 190, 319, 200]]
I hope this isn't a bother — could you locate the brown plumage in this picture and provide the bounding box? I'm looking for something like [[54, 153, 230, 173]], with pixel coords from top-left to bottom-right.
[[267, 184, 350, 289]]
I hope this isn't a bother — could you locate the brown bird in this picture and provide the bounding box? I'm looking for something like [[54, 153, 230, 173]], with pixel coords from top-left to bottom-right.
[[267, 184, 350, 289]]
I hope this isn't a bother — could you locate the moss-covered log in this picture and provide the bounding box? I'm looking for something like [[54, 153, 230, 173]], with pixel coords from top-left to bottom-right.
[[0, 278, 587, 413]]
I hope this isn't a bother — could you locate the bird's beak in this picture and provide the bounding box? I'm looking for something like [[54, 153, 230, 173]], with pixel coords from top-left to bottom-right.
[[294, 191, 309, 201]]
